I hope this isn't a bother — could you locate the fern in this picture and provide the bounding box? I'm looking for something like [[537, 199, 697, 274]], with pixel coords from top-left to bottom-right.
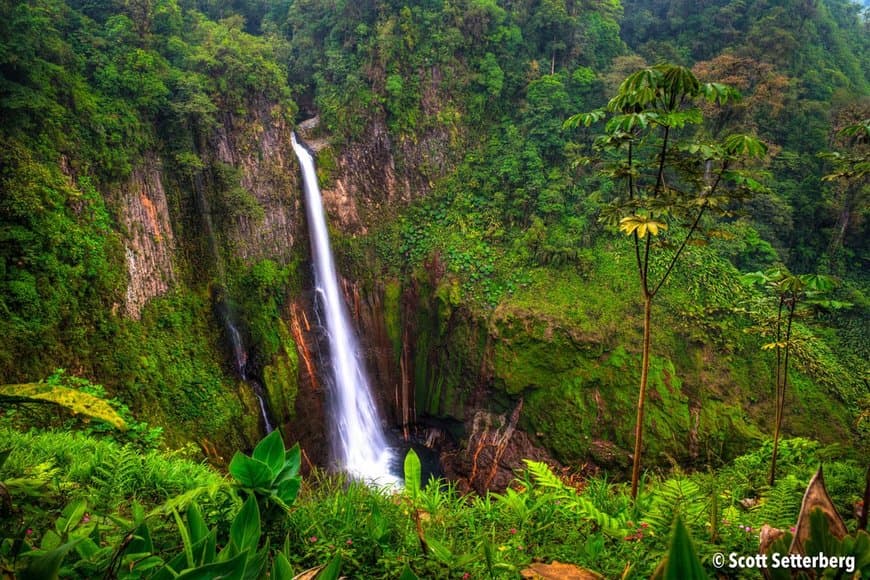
[[643, 477, 708, 534], [90, 446, 144, 509], [756, 474, 803, 528], [150, 482, 234, 517], [523, 460, 628, 536]]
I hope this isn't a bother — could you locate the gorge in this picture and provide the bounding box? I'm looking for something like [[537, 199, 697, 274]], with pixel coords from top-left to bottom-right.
[[0, 0, 867, 574]]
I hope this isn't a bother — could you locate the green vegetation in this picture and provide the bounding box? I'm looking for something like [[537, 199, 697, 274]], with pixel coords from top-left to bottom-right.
[[1, 0, 868, 575], [2, 427, 867, 578], [565, 63, 768, 497]]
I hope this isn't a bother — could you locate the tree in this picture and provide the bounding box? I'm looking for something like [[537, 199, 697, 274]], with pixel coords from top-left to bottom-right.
[[741, 269, 844, 486], [565, 64, 767, 498]]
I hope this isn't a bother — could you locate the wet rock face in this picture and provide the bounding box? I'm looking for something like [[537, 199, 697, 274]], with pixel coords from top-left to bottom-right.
[[120, 156, 175, 319], [213, 103, 301, 264], [441, 415, 559, 494], [320, 120, 399, 235], [309, 116, 455, 234]]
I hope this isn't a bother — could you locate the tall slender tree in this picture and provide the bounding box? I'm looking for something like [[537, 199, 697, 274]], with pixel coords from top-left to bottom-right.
[[741, 269, 842, 485], [565, 64, 767, 498]]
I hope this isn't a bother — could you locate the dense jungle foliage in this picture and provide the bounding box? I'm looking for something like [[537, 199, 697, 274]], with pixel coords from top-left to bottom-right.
[[1, 0, 868, 576]]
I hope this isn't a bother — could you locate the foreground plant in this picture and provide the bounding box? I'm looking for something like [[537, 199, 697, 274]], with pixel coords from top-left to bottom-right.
[[741, 269, 845, 485], [565, 63, 768, 498]]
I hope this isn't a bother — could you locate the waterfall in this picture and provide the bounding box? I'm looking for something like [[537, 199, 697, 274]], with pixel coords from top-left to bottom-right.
[[192, 173, 274, 433], [291, 133, 397, 486], [226, 318, 274, 433]]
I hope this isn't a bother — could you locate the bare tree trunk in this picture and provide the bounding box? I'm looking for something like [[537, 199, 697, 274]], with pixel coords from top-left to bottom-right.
[[770, 299, 796, 486], [631, 294, 653, 499]]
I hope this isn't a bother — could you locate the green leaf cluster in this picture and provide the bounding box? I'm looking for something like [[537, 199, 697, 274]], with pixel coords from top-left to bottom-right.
[[229, 430, 301, 510]]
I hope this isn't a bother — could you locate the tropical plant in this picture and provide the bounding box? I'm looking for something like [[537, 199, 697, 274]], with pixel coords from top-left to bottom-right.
[[761, 469, 870, 579], [650, 515, 709, 580], [523, 460, 629, 536], [741, 269, 845, 485], [228, 429, 301, 511], [0, 382, 127, 431], [16, 498, 98, 580], [565, 63, 768, 498]]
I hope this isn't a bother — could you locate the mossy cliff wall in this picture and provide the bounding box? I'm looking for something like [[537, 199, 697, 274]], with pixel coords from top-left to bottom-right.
[[24, 101, 307, 456], [358, 261, 858, 484]]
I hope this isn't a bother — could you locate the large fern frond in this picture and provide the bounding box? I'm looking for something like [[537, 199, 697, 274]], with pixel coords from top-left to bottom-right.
[[757, 474, 804, 528], [643, 477, 708, 534], [523, 460, 628, 536]]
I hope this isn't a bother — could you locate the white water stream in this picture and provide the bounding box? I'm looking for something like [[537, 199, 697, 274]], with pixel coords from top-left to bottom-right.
[[292, 133, 397, 486]]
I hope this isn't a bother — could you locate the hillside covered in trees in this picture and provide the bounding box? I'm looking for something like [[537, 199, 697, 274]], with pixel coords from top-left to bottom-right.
[[1, 0, 868, 576]]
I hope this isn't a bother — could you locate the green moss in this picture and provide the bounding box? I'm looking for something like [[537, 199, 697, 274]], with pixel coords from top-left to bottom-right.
[[263, 319, 300, 427], [314, 145, 338, 188], [383, 278, 402, 357], [409, 276, 484, 420], [102, 291, 260, 453], [785, 373, 853, 444]]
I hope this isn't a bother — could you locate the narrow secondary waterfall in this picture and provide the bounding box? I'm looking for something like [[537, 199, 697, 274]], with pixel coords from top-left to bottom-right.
[[291, 133, 397, 485], [226, 319, 274, 433], [193, 173, 273, 433]]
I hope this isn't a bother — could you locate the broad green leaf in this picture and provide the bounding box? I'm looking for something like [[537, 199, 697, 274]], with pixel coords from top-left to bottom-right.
[[763, 532, 794, 580], [199, 530, 217, 566], [270, 552, 293, 580], [657, 109, 702, 128], [247, 541, 271, 580], [57, 498, 87, 535], [172, 508, 195, 569], [563, 110, 605, 129], [74, 538, 103, 560], [657, 515, 709, 579], [229, 496, 260, 555], [799, 273, 836, 293], [701, 82, 740, 104], [176, 550, 248, 580], [275, 477, 301, 507], [132, 502, 146, 525], [316, 555, 342, 580], [187, 503, 208, 545], [152, 546, 191, 580], [403, 449, 422, 501], [660, 64, 701, 100], [804, 508, 841, 562], [398, 564, 420, 580], [723, 134, 767, 158], [228, 453, 274, 489], [127, 555, 165, 573], [127, 522, 154, 555], [606, 113, 650, 133], [425, 537, 454, 564], [0, 383, 126, 430], [252, 430, 285, 476], [20, 538, 84, 580], [275, 443, 301, 484]]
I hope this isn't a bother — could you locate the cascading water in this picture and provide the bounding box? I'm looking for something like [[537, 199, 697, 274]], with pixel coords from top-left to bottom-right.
[[192, 173, 274, 433], [226, 319, 274, 433], [291, 133, 397, 486]]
